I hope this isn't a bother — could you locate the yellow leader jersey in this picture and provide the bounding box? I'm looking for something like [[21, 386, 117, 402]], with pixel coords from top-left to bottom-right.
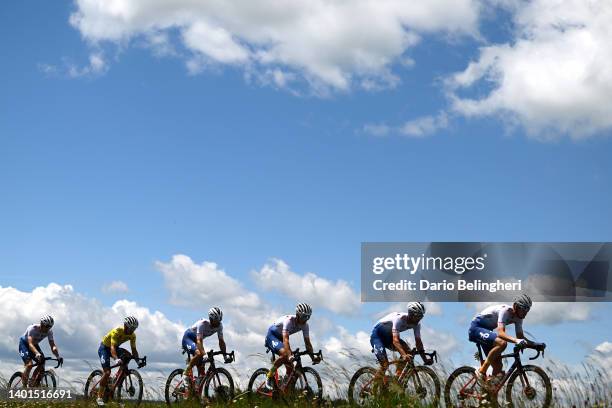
[[102, 327, 136, 348]]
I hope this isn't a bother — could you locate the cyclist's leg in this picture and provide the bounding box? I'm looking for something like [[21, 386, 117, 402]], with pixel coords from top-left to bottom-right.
[[98, 343, 112, 399], [394, 339, 411, 377], [19, 338, 35, 386], [468, 323, 505, 376], [181, 330, 201, 376], [264, 327, 286, 381], [370, 326, 390, 377]]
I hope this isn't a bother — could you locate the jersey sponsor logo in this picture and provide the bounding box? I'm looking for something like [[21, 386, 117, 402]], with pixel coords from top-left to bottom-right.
[[272, 340, 279, 347], [479, 332, 490, 339]]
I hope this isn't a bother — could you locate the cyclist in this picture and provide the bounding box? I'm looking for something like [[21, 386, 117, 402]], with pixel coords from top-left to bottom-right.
[[468, 294, 532, 386], [370, 302, 432, 378], [97, 316, 140, 406], [181, 307, 231, 386], [263, 303, 320, 391], [19, 315, 63, 387]]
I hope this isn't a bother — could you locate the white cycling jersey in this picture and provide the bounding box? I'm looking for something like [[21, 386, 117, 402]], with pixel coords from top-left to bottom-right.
[[376, 312, 421, 338], [189, 319, 223, 340], [22, 324, 54, 345], [272, 315, 310, 338], [472, 304, 523, 331]]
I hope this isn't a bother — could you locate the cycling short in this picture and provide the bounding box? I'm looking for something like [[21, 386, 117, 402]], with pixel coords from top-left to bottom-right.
[[265, 326, 284, 355], [468, 321, 498, 356], [18, 338, 43, 364], [98, 343, 129, 369], [369, 323, 408, 363], [182, 329, 198, 356]]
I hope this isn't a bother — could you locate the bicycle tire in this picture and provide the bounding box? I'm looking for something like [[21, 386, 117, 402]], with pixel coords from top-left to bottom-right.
[[40, 370, 57, 388], [404, 365, 440, 406], [203, 367, 235, 403], [84, 369, 104, 400], [8, 372, 24, 390], [444, 366, 487, 408], [248, 367, 273, 402], [116, 368, 144, 405], [348, 366, 378, 406], [505, 365, 552, 408], [164, 368, 187, 406], [293, 366, 323, 405]]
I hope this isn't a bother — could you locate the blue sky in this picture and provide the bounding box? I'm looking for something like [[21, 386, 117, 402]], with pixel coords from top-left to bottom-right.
[[1, 0, 612, 380]]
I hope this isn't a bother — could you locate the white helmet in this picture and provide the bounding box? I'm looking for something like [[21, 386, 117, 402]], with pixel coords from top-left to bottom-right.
[[40, 315, 54, 328], [296, 303, 312, 320], [513, 294, 532, 311], [124, 316, 139, 330], [407, 302, 426, 319], [208, 307, 223, 323]]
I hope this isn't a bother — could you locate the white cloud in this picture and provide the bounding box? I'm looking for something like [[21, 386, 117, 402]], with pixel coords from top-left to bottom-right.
[[101, 280, 129, 294], [363, 112, 449, 138], [447, 0, 612, 139], [40, 52, 108, 78], [467, 302, 593, 326], [157, 254, 261, 309], [251, 258, 361, 316], [68, 0, 481, 93]]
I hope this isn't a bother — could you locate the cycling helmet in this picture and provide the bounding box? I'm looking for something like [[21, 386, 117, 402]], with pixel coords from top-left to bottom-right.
[[407, 302, 426, 319], [513, 294, 532, 311], [40, 315, 54, 328], [208, 307, 223, 323], [124, 316, 139, 330], [296, 303, 312, 319]]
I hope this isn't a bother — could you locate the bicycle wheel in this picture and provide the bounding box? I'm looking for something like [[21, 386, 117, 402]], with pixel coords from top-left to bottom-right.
[[348, 367, 380, 406], [404, 365, 440, 406], [203, 367, 235, 403], [444, 366, 486, 408], [505, 365, 552, 408], [248, 367, 274, 402], [84, 369, 104, 400], [116, 369, 144, 405], [290, 366, 323, 405], [165, 368, 188, 405], [8, 372, 24, 390], [39, 371, 57, 388]]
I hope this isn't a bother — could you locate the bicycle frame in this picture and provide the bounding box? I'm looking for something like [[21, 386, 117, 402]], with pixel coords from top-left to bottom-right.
[[361, 348, 437, 391], [460, 342, 545, 396], [178, 350, 234, 396], [18, 357, 62, 387], [90, 356, 146, 399], [259, 348, 323, 396]]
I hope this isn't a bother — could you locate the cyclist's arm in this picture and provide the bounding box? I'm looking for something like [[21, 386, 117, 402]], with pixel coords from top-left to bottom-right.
[[48, 339, 60, 357], [218, 337, 227, 354], [515, 326, 525, 340], [415, 336, 425, 353], [496, 323, 518, 343], [304, 335, 314, 354], [130, 337, 139, 359], [27, 336, 39, 356], [392, 332, 409, 359], [283, 331, 292, 358]]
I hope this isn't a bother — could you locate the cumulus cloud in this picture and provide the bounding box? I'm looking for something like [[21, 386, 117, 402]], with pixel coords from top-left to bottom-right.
[[447, 0, 612, 139], [467, 302, 593, 326], [68, 0, 481, 92], [251, 258, 361, 316], [39, 52, 108, 78], [101, 280, 129, 294]]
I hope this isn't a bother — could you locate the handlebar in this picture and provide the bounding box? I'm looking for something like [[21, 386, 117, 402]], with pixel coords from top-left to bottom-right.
[[205, 349, 235, 363], [39, 357, 63, 369], [290, 348, 323, 364], [514, 341, 546, 360], [114, 355, 147, 369]]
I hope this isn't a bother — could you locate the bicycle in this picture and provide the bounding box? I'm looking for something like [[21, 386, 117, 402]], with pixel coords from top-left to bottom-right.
[[248, 348, 324, 405], [84, 354, 147, 406], [348, 348, 440, 406], [165, 349, 235, 405], [8, 357, 63, 389], [444, 340, 551, 408]]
